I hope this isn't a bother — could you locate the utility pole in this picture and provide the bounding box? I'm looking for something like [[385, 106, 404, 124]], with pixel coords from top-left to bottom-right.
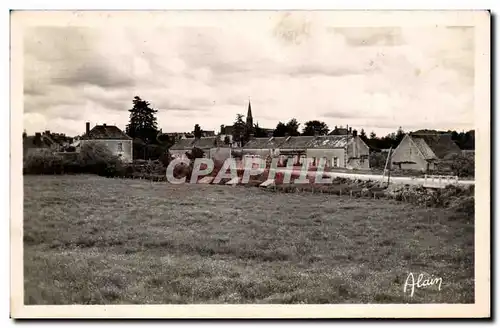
[[382, 147, 392, 186], [387, 148, 393, 186]]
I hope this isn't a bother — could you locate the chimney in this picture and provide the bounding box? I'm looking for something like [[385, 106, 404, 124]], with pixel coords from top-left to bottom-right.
[[349, 127, 352, 134], [353, 129, 358, 137], [220, 125, 225, 134], [86, 122, 90, 136], [346, 124, 349, 131]]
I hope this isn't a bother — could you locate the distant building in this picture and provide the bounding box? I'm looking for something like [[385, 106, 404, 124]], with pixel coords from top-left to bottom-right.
[[329, 125, 352, 136], [80, 122, 133, 163], [390, 133, 462, 171], [23, 130, 73, 156], [169, 136, 232, 162], [219, 100, 274, 140], [240, 131, 370, 169]]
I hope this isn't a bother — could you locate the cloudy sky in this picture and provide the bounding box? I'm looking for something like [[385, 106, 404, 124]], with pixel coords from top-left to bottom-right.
[[23, 11, 474, 137]]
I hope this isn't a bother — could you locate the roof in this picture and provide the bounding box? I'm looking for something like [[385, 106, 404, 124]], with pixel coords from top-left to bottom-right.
[[170, 137, 227, 151], [279, 136, 316, 149], [329, 127, 350, 135], [243, 137, 287, 149], [306, 135, 351, 149], [170, 138, 196, 150], [82, 125, 131, 140], [411, 137, 437, 160], [410, 133, 461, 159], [193, 137, 219, 149]]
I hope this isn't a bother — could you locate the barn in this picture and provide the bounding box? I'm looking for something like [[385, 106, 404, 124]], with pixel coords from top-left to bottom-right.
[[390, 133, 462, 172]]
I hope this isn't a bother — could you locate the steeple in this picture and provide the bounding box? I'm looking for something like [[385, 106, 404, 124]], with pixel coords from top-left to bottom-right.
[[246, 100, 253, 128]]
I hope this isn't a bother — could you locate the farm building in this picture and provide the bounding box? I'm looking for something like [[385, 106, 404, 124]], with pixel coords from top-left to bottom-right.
[[241, 137, 287, 159], [169, 136, 232, 161], [305, 134, 370, 169], [390, 133, 462, 171], [80, 122, 133, 163], [278, 136, 316, 165]]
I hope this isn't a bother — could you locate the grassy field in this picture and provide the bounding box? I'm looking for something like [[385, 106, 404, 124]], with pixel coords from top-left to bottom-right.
[[23, 175, 474, 304]]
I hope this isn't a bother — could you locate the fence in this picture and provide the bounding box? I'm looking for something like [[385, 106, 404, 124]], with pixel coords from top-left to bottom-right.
[[423, 174, 459, 188]]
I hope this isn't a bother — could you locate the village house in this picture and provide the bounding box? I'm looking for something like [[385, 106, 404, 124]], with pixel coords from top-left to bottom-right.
[[390, 132, 462, 171], [305, 132, 370, 169], [241, 137, 287, 160], [169, 136, 232, 161], [278, 136, 316, 165], [79, 122, 133, 163]]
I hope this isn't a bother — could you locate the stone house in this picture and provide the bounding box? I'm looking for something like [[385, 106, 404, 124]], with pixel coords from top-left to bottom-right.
[[278, 136, 316, 165], [390, 133, 462, 171], [305, 134, 370, 169], [80, 122, 133, 163]]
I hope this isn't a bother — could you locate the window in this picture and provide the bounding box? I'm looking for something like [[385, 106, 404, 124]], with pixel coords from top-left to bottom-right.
[[117, 142, 123, 152], [333, 157, 339, 168]]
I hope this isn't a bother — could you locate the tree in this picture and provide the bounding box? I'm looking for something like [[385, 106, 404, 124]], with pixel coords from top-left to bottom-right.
[[254, 123, 268, 138], [359, 129, 367, 141], [369, 131, 376, 139], [193, 124, 202, 139], [302, 120, 330, 136], [232, 114, 246, 146], [286, 119, 301, 136], [273, 122, 288, 137], [126, 96, 159, 143], [395, 126, 405, 144]]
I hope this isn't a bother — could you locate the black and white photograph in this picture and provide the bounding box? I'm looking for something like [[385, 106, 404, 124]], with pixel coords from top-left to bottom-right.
[[10, 10, 490, 318]]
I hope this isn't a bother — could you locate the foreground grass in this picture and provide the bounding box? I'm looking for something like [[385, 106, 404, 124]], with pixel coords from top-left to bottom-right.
[[24, 175, 474, 304]]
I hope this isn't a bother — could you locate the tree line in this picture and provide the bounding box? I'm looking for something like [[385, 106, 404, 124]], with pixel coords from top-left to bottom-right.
[[124, 96, 475, 160]]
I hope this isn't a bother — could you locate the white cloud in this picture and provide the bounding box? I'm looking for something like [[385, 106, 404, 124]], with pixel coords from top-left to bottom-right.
[[23, 13, 474, 137]]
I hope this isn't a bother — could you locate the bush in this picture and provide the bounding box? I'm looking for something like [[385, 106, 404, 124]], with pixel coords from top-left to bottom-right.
[[23, 150, 64, 174], [23, 142, 126, 176], [78, 142, 124, 176], [369, 152, 388, 169]]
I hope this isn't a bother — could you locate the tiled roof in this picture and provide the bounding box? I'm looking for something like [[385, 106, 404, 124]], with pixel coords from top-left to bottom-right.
[[410, 133, 461, 159], [279, 136, 316, 149], [82, 125, 131, 140], [194, 137, 219, 149], [243, 137, 287, 149], [306, 135, 351, 149], [411, 137, 437, 160], [170, 138, 196, 150], [170, 137, 229, 150]]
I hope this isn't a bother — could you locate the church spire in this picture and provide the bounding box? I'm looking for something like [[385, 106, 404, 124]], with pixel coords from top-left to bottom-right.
[[246, 99, 253, 128]]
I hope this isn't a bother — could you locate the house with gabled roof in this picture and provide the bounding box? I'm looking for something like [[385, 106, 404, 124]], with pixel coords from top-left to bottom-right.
[[390, 132, 462, 171], [79, 122, 133, 163]]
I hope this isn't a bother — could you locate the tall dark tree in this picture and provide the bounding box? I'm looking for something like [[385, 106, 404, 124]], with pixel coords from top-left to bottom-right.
[[273, 122, 288, 137], [369, 131, 377, 139], [395, 126, 405, 144], [286, 118, 301, 136], [302, 120, 330, 136], [126, 96, 159, 143], [359, 128, 367, 141], [193, 124, 202, 139], [232, 114, 247, 146]]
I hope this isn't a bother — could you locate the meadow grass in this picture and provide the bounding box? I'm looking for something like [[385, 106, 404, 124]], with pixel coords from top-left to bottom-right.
[[23, 175, 474, 304]]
